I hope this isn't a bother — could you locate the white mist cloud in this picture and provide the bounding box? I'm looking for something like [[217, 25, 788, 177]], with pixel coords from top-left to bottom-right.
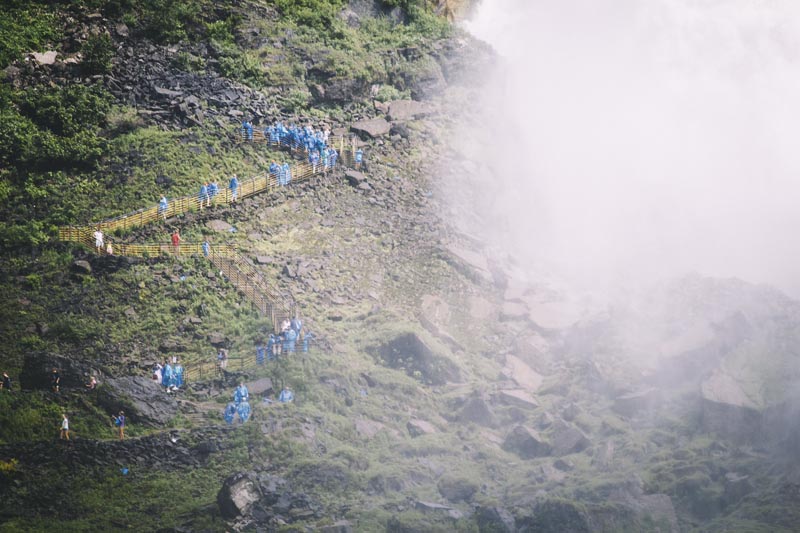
[[452, 0, 800, 295]]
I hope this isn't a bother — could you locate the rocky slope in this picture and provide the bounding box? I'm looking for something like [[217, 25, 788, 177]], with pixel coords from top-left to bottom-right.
[[1, 1, 799, 532]]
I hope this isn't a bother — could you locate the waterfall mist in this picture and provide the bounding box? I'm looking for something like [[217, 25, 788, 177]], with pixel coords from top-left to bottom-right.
[[450, 0, 800, 297]]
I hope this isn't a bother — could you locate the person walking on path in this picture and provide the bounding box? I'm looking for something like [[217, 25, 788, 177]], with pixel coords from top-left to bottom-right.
[[1, 371, 11, 391], [93, 228, 104, 251], [202, 241, 210, 257], [113, 411, 126, 440], [60, 414, 70, 441], [229, 174, 239, 203], [159, 196, 168, 221], [51, 368, 60, 393], [171, 230, 181, 253], [199, 183, 210, 210]]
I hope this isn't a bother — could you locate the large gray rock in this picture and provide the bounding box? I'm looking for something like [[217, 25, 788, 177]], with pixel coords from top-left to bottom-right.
[[437, 475, 478, 503], [613, 388, 661, 417], [218, 473, 260, 518], [550, 419, 591, 456], [496, 389, 539, 410], [518, 500, 592, 533], [386, 99, 434, 121], [345, 170, 367, 187], [502, 425, 552, 459], [701, 369, 762, 442], [368, 332, 461, 385], [99, 376, 180, 426], [32, 51, 58, 65], [476, 506, 516, 533], [351, 117, 391, 138], [207, 219, 234, 232], [19, 352, 97, 390], [71, 260, 92, 275], [407, 418, 436, 437], [245, 377, 274, 396], [457, 396, 498, 427]]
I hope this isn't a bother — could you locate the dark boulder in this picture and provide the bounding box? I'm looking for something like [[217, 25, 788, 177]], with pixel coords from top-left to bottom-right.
[[517, 500, 591, 533], [369, 332, 461, 385], [97, 376, 179, 426], [437, 475, 478, 503], [502, 425, 552, 459], [218, 472, 260, 519], [351, 117, 391, 139], [71, 260, 92, 275], [475, 506, 515, 533], [19, 352, 97, 390], [456, 396, 497, 427], [550, 419, 591, 456]]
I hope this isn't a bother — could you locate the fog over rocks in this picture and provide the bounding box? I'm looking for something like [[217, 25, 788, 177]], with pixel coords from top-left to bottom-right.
[[448, 0, 800, 297]]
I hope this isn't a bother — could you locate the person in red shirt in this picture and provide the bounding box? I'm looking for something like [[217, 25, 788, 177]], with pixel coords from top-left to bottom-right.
[[171, 230, 181, 253]]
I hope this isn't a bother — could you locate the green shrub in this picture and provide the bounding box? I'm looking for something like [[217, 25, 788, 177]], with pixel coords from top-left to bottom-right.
[[0, 7, 61, 68], [218, 49, 264, 87], [272, 0, 346, 30], [81, 33, 115, 74]]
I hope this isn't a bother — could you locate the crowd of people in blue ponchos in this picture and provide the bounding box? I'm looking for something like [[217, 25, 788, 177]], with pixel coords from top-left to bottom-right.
[[153, 357, 185, 392], [223, 381, 294, 424], [246, 119, 342, 177], [255, 316, 312, 365], [156, 118, 364, 222]]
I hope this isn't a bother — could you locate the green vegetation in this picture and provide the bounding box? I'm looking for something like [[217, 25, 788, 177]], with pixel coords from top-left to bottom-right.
[[0, 5, 61, 68]]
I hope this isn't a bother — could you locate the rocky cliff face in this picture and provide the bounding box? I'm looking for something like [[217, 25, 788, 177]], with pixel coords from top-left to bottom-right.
[[1, 1, 799, 532]]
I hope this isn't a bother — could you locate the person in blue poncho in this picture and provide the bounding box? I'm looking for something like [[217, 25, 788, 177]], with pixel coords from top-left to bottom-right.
[[309, 150, 320, 173], [269, 160, 280, 183], [281, 163, 291, 186], [266, 334, 277, 361], [229, 174, 239, 203], [256, 342, 265, 365], [208, 181, 219, 204], [234, 382, 249, 405], [173, 362, 184, 387], [321, 148, 329, 172], [158, 196, 168, 221], [355, 148, 363, 168], [162, 362, 173, 388], [278, 386, 294, 403], [290, 316, 302, 336], [202, 241, 210, 257], [284, 328, 297, 353], [302, 331, 314, 353], [237, 400, 251, 423], [328, 148, 338, 169], [223, 403, 236, 424], [241, 120, 253, 141], [199, 183, 209, 209]]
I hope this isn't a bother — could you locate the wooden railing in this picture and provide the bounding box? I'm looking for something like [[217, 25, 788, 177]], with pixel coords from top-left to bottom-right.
[[58, 226, 294, 330]]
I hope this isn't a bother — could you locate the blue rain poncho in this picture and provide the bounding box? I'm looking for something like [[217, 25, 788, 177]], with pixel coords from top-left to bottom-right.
[[278, 388, 294, 403], [303, 332, 314, 353], [162, 364, 173, 387], [237, 400, 251, 423], [234, 384, 249, 405], [173, 364, 184, 387], [281, 163, 291, 185], [256, 344, 265, 365], [224, 403, 236, 424], [266, 334, 277, 361], [284, 328, 297, 353]]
